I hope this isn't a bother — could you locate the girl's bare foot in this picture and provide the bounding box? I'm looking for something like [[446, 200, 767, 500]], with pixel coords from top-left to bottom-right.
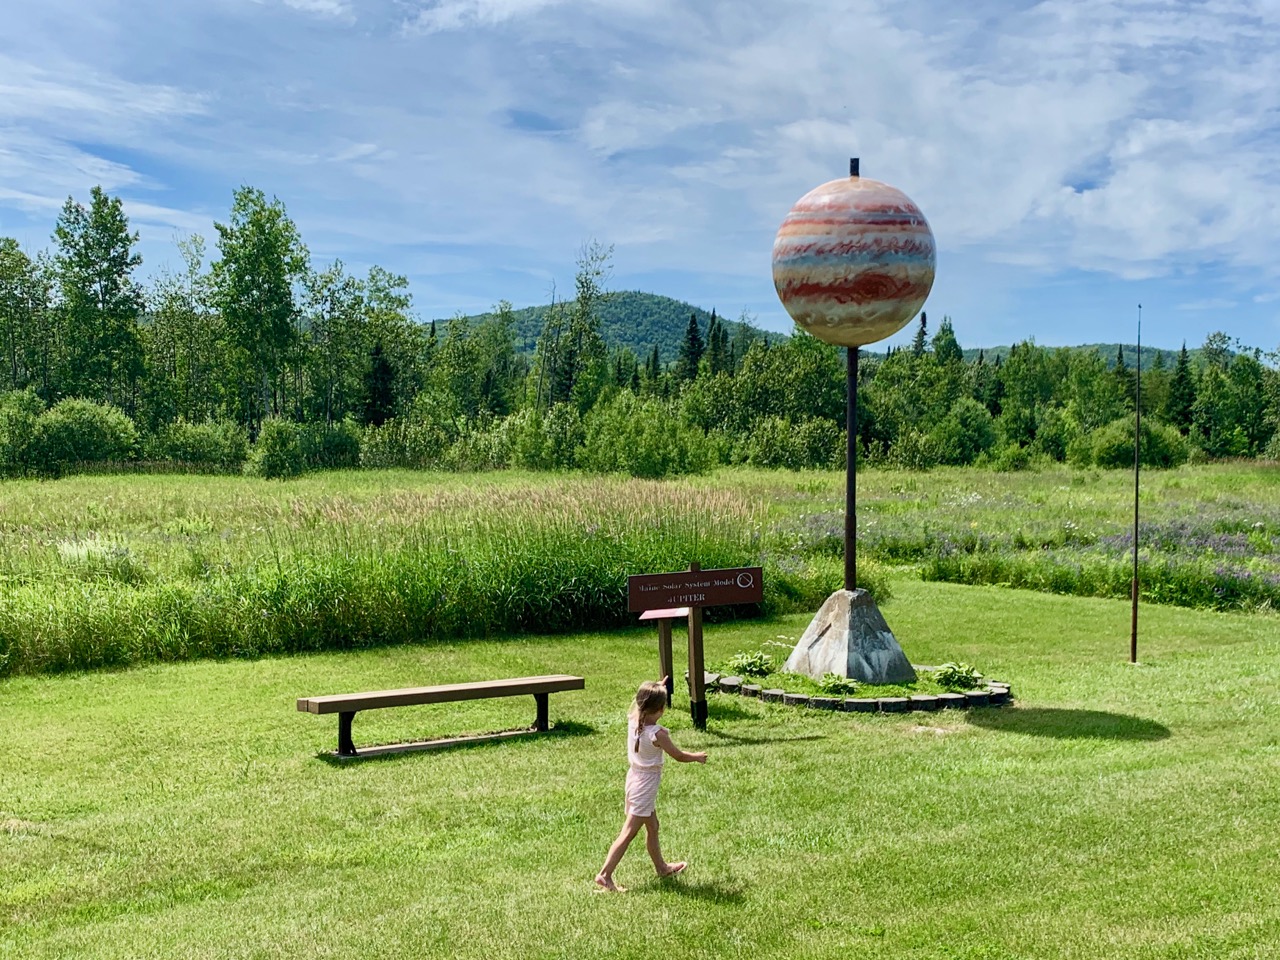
[[594, 873, 626, 892], [658, 861, 687, 878]]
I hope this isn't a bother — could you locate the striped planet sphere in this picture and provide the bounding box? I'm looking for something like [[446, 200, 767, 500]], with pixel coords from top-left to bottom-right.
[[772, 176, 935, 347]]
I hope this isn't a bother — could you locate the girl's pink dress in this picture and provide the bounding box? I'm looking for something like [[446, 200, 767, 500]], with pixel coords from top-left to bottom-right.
[[624, 720, 666, 816]]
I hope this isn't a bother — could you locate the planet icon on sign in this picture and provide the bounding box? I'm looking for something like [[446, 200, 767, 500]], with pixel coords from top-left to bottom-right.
[[736, 572, 755, 589]]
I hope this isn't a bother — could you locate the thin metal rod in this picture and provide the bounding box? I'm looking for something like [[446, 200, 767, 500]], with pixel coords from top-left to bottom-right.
[[845, 346, 858, 591], [1131, 304, 1141, 664]]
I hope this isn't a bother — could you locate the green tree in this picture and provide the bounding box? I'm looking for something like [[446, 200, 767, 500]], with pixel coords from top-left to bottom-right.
[[931, 315, 963, 365], [212, 186, 309, 430], [995, 340, 1052, 446], [1164, 344, 1196, 434], [676, 313, 704, 381], [362, 266, 420, 421], [473, 300, 524, 417], [910, 311, 928, 357], [1192, 366, 1243, 457], [364, 343, 396, 427], [303, 260, 365, 425], [0, 239, 52, 395], [52, 187, 144, 410], [1113, 345, 1136, 410], [1202, 331, 1231, 370], [143, 235, 226, 429]]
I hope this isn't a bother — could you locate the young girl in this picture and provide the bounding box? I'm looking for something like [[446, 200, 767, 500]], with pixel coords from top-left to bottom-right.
[[595, 678, 707, 892]]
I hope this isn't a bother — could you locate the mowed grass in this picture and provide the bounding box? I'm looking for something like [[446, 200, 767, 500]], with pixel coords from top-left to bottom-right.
[[3, 578, 1279, 960]]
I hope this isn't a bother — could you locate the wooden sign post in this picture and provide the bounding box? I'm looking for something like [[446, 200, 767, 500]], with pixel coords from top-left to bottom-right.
[[628, 563, 764, 729]]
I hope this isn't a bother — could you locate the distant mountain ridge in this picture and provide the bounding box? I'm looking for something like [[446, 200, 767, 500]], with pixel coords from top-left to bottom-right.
[[437, 292, 1208, 369], [959, 343, 1201, 369], [439, 291, 784, 363]]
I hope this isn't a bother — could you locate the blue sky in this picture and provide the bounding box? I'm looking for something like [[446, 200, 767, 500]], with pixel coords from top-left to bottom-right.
[[2, 0, 1278, 352]]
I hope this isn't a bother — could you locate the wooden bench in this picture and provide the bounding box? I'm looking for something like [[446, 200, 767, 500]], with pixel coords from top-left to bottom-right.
[[297, 674, 585, 758]]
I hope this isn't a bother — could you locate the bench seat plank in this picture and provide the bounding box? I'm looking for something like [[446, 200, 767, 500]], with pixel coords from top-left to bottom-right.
[[297, 674, 584, 715]]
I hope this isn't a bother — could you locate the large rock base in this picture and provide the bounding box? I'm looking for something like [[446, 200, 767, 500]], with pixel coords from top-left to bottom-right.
[[783, 589, 916, 685]]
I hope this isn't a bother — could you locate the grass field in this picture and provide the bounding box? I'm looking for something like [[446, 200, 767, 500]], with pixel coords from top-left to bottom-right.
[[1, 462, 1277, 676], [4, 577, 1279, 959]]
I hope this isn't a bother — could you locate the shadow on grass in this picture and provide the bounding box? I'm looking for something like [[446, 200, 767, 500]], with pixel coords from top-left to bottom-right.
[[314, 720, 598, 766], [702, 727, 826, 747], [707, 697, 762, 722], [638, 875, 748, 904], [966, 708, 1170, 741]]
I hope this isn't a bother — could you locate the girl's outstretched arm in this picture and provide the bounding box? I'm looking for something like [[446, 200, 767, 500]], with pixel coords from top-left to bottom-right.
[[654, 728, 707, 763]]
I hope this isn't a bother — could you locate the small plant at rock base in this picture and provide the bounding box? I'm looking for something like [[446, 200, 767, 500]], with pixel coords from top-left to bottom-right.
[[726, 650, 774, 678], [818, 673, 859, 696], [934, 662, 983, 690]]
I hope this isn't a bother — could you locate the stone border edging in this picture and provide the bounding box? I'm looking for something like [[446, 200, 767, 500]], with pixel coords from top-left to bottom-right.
[[707, 673, 1013, 713]]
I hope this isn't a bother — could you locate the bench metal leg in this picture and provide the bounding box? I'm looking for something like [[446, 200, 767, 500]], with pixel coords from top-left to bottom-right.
[[534, 693, 549, 732], [338, 711, 358, 757]]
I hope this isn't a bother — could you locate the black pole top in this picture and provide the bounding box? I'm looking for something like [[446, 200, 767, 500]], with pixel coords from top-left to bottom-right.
[[850, 157, 860, 178]]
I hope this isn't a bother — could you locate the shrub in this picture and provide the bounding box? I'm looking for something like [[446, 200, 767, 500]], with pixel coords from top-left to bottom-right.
[[300, 418, 362, 470], [739, 416, 841, 470], [145, 419, 249, 470], [888, 428, 942, 471], [579, 393, 710, 478], [988, 442, 1032, 472], [509, 404, 583, 471], [934, 662, 983, 689], [1265, 430, 1280, 462], [1030, 406, 1080, 463], [931, 398, 998, 466], [360, 417, 450, 469], [1083, 417, 1190, 469], [244, 418, 306, 479], [726, 650, 774, 677], [0, 389, 43, 476], [445, 416, 512, 471], [29, 398, 138, 476]]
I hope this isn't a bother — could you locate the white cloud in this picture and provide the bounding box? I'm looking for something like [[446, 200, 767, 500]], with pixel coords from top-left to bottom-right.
[[404, 0, 569, 33], [2, 0, 1279, 346], [282, 0, 353, 17]]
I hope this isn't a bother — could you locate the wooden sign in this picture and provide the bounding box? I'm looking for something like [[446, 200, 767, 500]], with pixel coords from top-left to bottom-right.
[[627, 566, 763, 612]]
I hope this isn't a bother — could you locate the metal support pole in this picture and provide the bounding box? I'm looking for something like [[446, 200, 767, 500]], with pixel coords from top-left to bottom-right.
[[1131, 305, 1142, 664], [534, 693, 549, 732], [846, 345, 858, 591]]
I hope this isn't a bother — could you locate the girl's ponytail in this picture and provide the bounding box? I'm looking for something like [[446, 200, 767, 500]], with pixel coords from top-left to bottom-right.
[[630, 680, 668, 753]]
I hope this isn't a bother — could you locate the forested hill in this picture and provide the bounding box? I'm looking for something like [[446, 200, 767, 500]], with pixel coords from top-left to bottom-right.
[[442, 291, 785, 363], [960, 343, 1201, 369]]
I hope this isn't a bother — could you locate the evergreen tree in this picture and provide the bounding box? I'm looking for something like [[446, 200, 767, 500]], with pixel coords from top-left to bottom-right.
[[676, 313, 704, 380], [931, 315, 963, 365], [910, 311, 928, 357], [364, 342, 396, 426], [705, 308, 729, 375], [1113, 344, 1136, 409]]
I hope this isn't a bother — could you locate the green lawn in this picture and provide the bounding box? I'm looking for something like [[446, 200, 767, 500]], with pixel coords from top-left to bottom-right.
[[4, 578, 1278, 959]]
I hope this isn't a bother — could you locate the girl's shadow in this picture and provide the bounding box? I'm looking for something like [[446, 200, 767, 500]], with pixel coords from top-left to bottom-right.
[[641, 875, 747, 904]]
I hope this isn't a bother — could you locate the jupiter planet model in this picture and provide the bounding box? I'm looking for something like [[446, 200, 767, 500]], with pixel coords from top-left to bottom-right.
[[772, 173, 935, 347]]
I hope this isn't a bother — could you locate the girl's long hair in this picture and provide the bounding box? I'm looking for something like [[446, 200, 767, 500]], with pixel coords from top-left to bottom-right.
[[629, 681, 668, 752]]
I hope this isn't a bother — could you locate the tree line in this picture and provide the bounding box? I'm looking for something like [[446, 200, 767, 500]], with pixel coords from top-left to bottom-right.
[[1, 185, 1277, 478]]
